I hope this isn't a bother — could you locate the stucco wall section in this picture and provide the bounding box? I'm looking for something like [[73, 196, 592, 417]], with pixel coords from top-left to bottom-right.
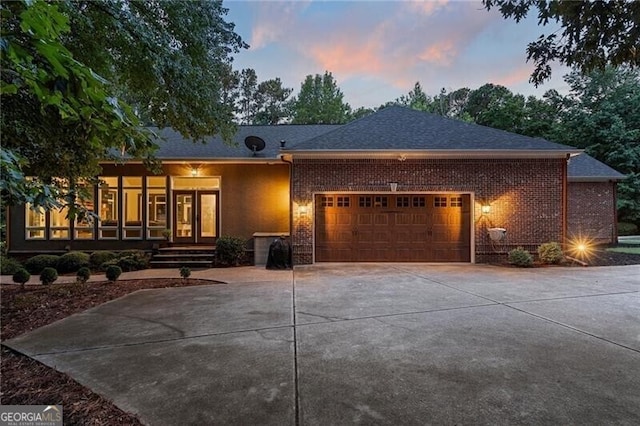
[[568, 181, 617, 243], [291, 158, 566, 264]]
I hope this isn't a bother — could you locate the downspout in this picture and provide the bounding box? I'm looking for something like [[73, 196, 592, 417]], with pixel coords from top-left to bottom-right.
[[612, 180, 618, 244], [562, 154, 569, 245]]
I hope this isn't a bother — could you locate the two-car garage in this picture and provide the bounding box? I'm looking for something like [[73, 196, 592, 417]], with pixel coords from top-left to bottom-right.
[[315, 193, 471, 262]]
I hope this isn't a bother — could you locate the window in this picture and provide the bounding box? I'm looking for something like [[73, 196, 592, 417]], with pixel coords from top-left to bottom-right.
[[374, 196, 388, 208], [359, 196, 372, 207], [74, 184, 95, 240], [396, 196, 410, 207], [147, 176, 167, 239], [413, 197, 426, 207], [337, 196, 350, 207], [123, 177, 143, 239], [450, 196, 463, 207], [321, 196, 334, 207], [25, 204, 46, 239], [434, 196, 447, 207], [50, 206, 70, 239], [99, 177, 119, 239]]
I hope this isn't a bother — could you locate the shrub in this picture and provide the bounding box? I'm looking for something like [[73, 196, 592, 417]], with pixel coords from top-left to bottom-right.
[[1, 256, 23, 275], [76, 267, 91, 284], [537, 242, 564, 264], [101, 251, 149, 272], [508, 247, 534, 267], [179, 266, 191, 280], [12, 268, 31, 289], [117, 249, 147, 259], [57, 251, 90, 273], [215, 236, 246, 266], [90, 251, 116, 269], [40, 267, 58, 285], [618, 222, 638, 236], [25, 254, 60, 274], [105, 265, 122, 282]]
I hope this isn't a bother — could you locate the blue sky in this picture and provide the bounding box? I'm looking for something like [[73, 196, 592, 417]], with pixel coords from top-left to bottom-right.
[[225, 0, 570, 109]]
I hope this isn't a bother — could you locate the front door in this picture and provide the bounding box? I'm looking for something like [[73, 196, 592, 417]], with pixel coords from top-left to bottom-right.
[[173, 191, 218, 244]]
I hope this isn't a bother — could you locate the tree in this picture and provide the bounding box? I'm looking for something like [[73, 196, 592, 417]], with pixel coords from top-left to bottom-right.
[[291, 71, 351, 124], [483, 0, 640, 85], [1, 0, 155, 216], [238, 68, 259, 124], [1, 0, 246, 214], [557, 67, 640, 224], [396, 82, 432, 112], [254, 78, 294, 125], [349, 107, 376, 121], [60, 0, 247, 142], [463, 84, 526, 132]]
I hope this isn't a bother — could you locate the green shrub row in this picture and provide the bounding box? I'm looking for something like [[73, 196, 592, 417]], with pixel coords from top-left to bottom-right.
[[6, 250, 149, 276]]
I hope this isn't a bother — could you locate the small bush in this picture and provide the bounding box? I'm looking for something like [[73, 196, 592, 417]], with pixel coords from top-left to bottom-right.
[[57, 251, 90, 273], [215, 236, 246, 266], [25, 254, 60, 274], [179, 266, 191, 279], [40, 267, 58, 285], [117, 249, 147, 259], [76, 267, 91, 284], [1, 256, 23, 275], [537, 242, 564, 264], [12, 268, 31, 289], [618, 222, 638, 236], [508, 247, 534, 267], [105, 265, 122, 282], [90, 251, 116, 269]]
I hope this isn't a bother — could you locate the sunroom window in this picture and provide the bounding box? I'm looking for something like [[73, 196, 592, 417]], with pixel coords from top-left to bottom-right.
[[25, 204, 46, 240], [123, 177, 143, 239], [99, 177, 119, 239], [50, 206, 70, 239], [147, 176, 167, 239], [74, 183, 95, 240]]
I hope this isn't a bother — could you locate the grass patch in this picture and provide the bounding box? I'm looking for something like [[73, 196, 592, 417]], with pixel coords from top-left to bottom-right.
[[607, 246, 640, 255]]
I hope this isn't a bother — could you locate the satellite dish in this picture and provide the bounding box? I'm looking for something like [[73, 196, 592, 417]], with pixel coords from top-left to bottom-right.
[[244, 136, 266, 155]]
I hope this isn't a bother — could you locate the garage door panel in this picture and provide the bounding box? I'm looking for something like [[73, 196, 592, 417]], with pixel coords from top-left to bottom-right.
[[315, 194, 470, 262]]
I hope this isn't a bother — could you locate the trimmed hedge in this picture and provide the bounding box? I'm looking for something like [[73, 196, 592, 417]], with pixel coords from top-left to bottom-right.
[[508, 247, 534, 267], [215, 236, 246, 266], [1, 256, 23, 275], [12, 268, 31, 288], [90, 251, 116, 269], [105, 265, 122, 282], [25, 254, 60, 274], [57, 251, 90, 273], [40, 267, 58, 285], [618, 222, 638, 236], [76, 267, 91, 283], [537, 242, 564, 264]]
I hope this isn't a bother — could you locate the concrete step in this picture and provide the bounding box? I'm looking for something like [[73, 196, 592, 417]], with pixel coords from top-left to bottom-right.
[[149, 260, 213, 269]]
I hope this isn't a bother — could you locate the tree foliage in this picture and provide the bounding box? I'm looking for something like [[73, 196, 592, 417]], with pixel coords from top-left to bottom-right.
[[483, 0, 640, 85], [254, 78, 294, 125], [1, 0, 246, 215], [291, 71, 351, 124]]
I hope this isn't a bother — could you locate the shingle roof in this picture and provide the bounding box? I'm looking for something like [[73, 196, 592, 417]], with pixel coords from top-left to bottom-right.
[[152, 124, 341, 159], [568, 153, 625, 180], [289, 105, 576, 151]]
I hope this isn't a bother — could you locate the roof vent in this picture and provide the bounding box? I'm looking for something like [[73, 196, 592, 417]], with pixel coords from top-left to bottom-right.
[[280, 140, 286, 148]]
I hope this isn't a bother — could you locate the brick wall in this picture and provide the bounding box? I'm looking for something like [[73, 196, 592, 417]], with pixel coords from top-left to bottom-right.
[[291, 158, 566, 264], [568, 181, 617, 244]]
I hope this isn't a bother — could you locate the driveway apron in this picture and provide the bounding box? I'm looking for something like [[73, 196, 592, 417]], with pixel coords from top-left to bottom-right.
[[5, 264, 640, 425]]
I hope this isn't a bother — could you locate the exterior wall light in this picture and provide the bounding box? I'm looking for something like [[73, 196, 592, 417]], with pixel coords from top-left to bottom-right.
[[191, 168, 198, 177], [298, 205, 308, 216], [481, 204, 491, 214], [389, 182, 398, 192]]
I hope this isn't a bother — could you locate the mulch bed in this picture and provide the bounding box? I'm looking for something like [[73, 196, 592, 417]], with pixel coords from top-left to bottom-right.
[[1, 250, 639, 424], [1, 278, 221, 425]]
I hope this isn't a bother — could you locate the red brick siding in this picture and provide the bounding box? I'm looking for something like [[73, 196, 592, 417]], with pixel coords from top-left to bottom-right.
[[291, 158, 566, 264], [568, 181, 617, 244]]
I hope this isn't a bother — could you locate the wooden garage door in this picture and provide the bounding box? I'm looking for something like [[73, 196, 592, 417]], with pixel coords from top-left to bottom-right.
[[315, 194, 471, 262]]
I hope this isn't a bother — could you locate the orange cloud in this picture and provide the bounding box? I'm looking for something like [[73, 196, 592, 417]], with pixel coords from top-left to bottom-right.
[[494, 65, 535, 86], [418, 39, 457, 65]]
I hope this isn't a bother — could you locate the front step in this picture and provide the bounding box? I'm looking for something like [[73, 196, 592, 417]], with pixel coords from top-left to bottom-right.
[[150, 246, 215, 269]]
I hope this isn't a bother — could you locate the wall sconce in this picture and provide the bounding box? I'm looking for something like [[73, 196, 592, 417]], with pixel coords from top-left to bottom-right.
[[191, 167, 198, 177], [481, 204, 491, 214], [389, 182, 398, 192], [298, 205, 308, 216]]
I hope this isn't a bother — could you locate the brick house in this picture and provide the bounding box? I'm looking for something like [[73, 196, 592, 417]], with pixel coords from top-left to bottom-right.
[[6, 106, 623, 264]]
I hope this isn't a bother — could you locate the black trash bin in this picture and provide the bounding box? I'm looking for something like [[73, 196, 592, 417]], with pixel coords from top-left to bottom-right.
[[266, 236, 292, 269]]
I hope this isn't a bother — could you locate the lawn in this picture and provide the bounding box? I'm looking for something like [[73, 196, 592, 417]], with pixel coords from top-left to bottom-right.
[[607, 246, 640, 255]]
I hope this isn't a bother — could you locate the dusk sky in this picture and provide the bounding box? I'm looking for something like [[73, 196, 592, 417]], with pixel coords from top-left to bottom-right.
[[225, 0, 571, 109]]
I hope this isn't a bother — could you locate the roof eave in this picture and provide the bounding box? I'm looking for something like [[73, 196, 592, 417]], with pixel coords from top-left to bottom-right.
[[285, 149, 582, 160], [569, 176, 626, 182]]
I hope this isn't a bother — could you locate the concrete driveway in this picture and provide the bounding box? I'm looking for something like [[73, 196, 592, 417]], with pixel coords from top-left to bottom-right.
[[5, 264, 640, 425]]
